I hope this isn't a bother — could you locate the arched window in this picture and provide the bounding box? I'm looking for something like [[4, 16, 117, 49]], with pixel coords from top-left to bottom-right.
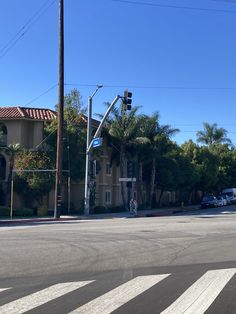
[[0, 154, 6, 180], [0, 124, 7, 146]]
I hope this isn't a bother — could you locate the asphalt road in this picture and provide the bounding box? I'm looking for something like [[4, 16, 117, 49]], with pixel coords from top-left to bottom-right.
[[1, 205, 236, 313]]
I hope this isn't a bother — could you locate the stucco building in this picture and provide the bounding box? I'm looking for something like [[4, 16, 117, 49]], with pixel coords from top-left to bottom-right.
[[0, 107, 57, 206], [0, 106, 123, 211]]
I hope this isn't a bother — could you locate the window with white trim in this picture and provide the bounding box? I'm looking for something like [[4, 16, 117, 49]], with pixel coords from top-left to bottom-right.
[[142, 191, 146, 203], [105, 190, 111, 204], [0, 124, 7, 146], [106, 163, 112, 175]]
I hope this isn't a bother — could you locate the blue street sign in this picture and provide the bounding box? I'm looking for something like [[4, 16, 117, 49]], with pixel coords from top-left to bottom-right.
[[92, 137, 103, 148]]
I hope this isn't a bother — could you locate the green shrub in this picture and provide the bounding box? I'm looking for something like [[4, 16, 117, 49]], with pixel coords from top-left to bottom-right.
[[0, 206, 10, 217], [59, 202, 78, 215], [69, 207, 84, 215], [92, 206, 109, 214], [109, 206, 125, 213], [37, 206, 48, 217], [13, 208, 34, 217]]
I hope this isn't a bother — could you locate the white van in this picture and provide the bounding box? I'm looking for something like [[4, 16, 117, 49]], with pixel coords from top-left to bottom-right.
[[222, 188, 236, 204]]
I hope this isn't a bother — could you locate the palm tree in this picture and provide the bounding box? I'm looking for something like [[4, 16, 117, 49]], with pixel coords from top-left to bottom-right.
[[99, 104, 141, 209], [135, 113, 179, 208], [197, 122, 232, 146]]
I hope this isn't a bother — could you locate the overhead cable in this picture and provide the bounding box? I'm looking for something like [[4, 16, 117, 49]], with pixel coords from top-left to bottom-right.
[[0, 0, 57, 59], [112, 0, 236, 14]]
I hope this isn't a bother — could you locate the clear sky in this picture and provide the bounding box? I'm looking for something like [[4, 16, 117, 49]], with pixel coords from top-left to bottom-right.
[[1, 0, 236, 145]]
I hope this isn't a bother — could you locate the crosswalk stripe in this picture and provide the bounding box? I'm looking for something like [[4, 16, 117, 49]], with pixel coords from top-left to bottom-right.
[[69, 274, 170, 314], [0, 281, 93, 314], [0, 288, 11, 293], [160, 268, 236, 314]]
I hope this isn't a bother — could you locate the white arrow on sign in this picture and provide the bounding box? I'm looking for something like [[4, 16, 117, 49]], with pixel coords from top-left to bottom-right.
[[92, 137, 103, 148]]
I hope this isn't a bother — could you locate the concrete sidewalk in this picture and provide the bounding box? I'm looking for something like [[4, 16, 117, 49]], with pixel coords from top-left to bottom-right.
[[0, 204, 200, 225]]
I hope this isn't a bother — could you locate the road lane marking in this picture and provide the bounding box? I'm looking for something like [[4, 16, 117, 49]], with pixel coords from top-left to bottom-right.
[[0, 288, 11, 292], [161, 268, 236, 314], [69, 274, 170, 314], [0, 281, 93, 314]]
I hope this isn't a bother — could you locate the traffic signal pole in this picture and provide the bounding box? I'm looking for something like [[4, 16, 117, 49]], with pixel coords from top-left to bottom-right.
[[84, 86, 103, 216], [84, 91, 132, 215], [84, 95, 121, 215]]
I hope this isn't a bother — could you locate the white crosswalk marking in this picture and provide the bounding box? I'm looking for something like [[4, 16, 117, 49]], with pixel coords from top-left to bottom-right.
[[69, 274, 170, 314], [160, 268, 236, 314], [0, 281, 93, 314], [0, 288, 11, 293]]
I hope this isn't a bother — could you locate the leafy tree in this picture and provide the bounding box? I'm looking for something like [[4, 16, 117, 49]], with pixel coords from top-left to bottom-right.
[[14, 151, 54, 207], [146, 156, 178, 206], [181, 140, 220, 195], [209, 144, 236, 192], [45, 89, 87, 182], [175, 149, 200, 204]]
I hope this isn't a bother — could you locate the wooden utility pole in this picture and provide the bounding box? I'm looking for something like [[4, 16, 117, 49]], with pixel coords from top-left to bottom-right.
[[54, 0, 64, 218]]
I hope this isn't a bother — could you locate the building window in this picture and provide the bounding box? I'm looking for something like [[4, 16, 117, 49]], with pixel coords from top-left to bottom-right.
[[105, 190, 111, 204], [0, 154, 6, 180], [142, 191, 146, 203], [106, 163, 112, 176], [0, 124, 7, 146]]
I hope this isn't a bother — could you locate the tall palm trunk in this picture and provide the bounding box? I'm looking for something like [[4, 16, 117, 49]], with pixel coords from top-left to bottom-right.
[[120, 144, 127, 209], [138, 161, 145, 208], [158, 189, 164, 207], [148, 158, 156, 209], [7, 156, 14, 206]]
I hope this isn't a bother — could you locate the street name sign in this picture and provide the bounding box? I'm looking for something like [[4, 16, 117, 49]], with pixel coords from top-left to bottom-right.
[[92, 137, 103, 148], [119, 178, 137, 182]]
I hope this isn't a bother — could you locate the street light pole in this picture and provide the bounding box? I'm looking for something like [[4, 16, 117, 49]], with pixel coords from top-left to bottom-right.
[[84, 85, 103, 216]]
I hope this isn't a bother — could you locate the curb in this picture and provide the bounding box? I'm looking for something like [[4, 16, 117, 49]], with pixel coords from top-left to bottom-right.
[[143, 206, 200, 217], [0, 206, 201, 225], [0, 217, 81, 225]]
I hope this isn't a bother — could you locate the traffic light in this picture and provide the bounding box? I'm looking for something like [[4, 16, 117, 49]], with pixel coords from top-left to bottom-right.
[[90, 160, 101, 178], [123, 90, 132, 110], [127, 161, 134, 177], [89, 160, 95, 178]]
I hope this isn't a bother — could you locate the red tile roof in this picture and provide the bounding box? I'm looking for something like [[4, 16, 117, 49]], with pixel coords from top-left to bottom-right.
[[81, 114, 100, 128], [0, 107, 56, 121]]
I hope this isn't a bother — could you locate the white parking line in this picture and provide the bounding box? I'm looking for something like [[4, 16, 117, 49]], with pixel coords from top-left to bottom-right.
[[69, 274, 170, 314], [0, 281, 93, 314], [0, 288, 11, 293], [160, 268, 236, 314]]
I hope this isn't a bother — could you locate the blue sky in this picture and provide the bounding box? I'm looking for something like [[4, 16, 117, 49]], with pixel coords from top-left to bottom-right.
[[1, 0, 236, 145]]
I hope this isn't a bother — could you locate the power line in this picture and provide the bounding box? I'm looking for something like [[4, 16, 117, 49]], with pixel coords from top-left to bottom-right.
[[180, 130, 236, 134], [173, 123, 236, 126], [211, 0, 236, 4], [0, 0, 57, 59], [112, 0, 236, 14], [24, 83, 58, 106], [65, 83, 236, 91]]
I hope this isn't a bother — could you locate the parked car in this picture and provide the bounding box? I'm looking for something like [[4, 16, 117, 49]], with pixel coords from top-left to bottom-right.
[[201, 195, 218, 209], [221, 194, 230, 205], [216, 196, 225, 207], [222, 188, 236, 204]]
